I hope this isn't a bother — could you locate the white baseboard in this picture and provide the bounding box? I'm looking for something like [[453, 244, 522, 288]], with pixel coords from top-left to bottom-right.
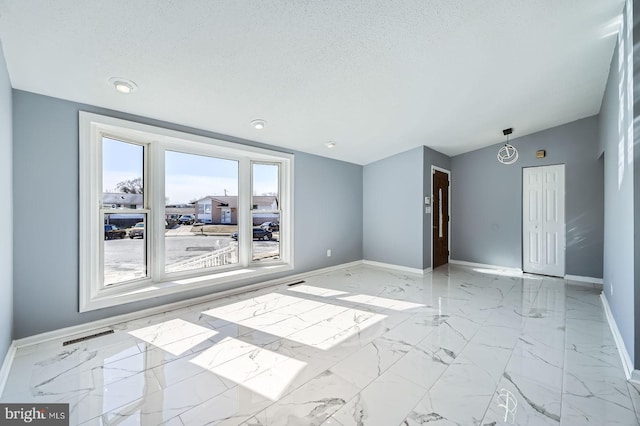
[[449, 259, 523, 275], [14, 261, 364, 349], [362, 260, 430, 275], [600, 292, 634, 380], [0, 342, 16, 398], [565, 274, 604, 289]]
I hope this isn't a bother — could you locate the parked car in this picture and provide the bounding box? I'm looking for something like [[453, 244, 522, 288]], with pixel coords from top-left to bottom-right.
[[259, 221, 280, 232], [129, 222, 145, 239], [231, 227, 273, 241], [104, 224, 126, 240], [178, 214, 196, 225]]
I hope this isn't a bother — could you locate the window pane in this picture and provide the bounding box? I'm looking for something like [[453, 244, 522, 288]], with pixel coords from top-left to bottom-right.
[[252, 163, 279, 211], [102, 138, 144, 209], [252, 212, 280, 262], [104, 213, 147, 285], [252, 164, 280, 262], [165, 151, 239, 273]]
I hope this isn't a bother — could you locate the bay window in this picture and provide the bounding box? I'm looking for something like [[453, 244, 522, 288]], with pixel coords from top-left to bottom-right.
[[80, 112, 293, 312]]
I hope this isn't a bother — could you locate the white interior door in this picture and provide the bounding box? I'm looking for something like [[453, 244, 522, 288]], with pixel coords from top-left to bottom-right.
[[522, 165, 565, 277]]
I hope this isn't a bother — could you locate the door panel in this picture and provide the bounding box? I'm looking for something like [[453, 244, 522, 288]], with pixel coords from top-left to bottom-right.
[[522, 165, 565, 277], [523, 167, 543, 272], [528, 232, 539, 264], [433, 169, 449, 268]]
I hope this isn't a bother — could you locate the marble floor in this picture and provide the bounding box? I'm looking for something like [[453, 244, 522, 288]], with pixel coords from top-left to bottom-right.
[[2, 264, 639, 425]]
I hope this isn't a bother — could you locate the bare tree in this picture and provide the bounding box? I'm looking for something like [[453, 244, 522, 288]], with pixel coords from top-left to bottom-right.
[[116, 177, 143, 194]]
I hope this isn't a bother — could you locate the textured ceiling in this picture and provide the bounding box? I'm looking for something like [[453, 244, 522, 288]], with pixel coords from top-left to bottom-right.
[[0, 0, 624, 164]]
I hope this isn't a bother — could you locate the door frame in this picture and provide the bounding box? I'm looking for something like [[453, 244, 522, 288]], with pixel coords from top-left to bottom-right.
[[431, 165, 451, 269], [521, 164, 566, 277]]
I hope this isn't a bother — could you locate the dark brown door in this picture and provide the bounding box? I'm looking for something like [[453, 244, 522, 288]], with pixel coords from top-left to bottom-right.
[[433, 170, 449, 268]]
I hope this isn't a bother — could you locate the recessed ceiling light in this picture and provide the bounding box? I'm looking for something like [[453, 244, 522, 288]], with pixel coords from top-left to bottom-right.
[[108, 77, 137, 94], [325, 142, 336, 149], [251, 119, 266, 130]]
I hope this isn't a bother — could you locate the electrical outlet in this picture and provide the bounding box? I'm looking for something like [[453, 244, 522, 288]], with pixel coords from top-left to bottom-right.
[[327, 249, 332, 257]]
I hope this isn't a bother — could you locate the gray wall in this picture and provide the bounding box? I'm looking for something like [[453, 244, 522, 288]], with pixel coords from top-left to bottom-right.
[[363, 145, 451, 271], [634, 0, 640, 370], [450, 116, 604, 278], [294, 153, 362, 271], [363, 147, 424, 270], [600, 3, 635, 365], [12, 90, 363, 338], [422, 147, 452, 270], [0, 44, 13, 360]]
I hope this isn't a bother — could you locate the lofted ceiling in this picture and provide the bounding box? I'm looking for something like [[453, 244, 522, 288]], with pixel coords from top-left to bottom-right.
[[0, 0, 624, 165]]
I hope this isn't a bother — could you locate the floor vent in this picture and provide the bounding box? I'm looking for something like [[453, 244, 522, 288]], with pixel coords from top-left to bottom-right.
[[63, 329, 114, 346], [286, 280, 306, 287]]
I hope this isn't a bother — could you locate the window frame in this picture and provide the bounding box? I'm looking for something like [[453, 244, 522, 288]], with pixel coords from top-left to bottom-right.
[[79, 112, 294, 312], [250, 161, 284, 262], [100, 137, 149, 287]]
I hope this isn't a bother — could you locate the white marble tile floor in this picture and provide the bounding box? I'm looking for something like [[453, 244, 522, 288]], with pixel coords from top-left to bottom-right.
[[1, 264, 638, 425]]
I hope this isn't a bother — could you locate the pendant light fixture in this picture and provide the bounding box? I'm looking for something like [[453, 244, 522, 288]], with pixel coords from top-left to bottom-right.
[[497, 128, 518, 165]]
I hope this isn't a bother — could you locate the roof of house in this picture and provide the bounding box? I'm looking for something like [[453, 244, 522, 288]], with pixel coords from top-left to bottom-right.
[[103, 192, 143, 205], [195, 195, 277, 209]]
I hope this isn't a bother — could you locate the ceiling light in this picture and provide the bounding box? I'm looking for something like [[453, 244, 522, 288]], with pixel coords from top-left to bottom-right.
[[325, 142, 336, 149], [497, 128, 518, 165], [251, 119, 266, 130], [108, 77, 137, 94]]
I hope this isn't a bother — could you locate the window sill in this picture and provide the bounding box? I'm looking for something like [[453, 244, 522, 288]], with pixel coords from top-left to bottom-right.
[[79, 263, 294, 313]]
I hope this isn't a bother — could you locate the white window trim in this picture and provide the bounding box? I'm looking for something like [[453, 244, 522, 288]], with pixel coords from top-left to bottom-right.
[[79, 112, 294, 312]]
